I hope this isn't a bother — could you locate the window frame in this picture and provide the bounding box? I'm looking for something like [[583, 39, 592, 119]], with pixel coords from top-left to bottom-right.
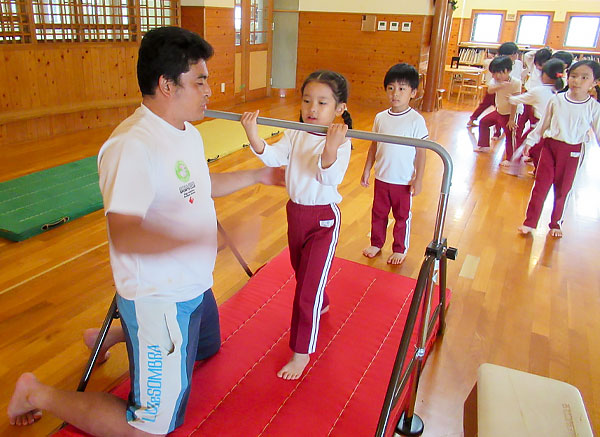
[[563, 12, 600, 51], [0, 0, 180, 44], [469, 10, 506, 44], [514, 11, 553, 47]]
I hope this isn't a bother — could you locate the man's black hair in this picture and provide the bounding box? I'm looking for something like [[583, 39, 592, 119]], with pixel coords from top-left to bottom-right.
[[137, 26, 214, 96]]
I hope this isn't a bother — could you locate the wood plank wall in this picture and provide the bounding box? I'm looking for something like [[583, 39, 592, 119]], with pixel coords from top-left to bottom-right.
[[183, 6, 236, 106], [0, 43, 140, 146], [296, 12, 434, 107]]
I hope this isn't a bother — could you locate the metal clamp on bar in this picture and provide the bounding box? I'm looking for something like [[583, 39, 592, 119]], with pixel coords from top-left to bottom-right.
[[425, 239, 458, 261]]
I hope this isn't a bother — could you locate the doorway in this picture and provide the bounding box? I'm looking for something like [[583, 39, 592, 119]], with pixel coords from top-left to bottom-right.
[[234, 0, 273, 103]]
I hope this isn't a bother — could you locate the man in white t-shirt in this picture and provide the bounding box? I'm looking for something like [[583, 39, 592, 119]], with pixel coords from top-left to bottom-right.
[[8, 26, 283, 436]]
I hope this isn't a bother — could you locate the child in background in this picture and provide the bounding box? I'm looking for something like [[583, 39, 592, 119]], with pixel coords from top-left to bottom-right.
[[466, 50, 496, 127], [517, 48, 553, 142], [551, 51, 574, 69], [241, 70, 352, 380], [509, 58, 566, 173], [467, 42, 521, 130], [475, 56, 521, 165], [518, 60, 600, 238], [361, 63, 427, 265]]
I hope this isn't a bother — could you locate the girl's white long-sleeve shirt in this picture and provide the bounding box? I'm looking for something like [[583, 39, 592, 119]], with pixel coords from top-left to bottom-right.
[[253, 129, 351, 205], [509, 84, 557, 119], [524, 92, 600, 147]]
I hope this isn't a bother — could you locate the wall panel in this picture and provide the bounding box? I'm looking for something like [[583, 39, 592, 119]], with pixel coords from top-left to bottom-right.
[[0, 43, 140, 146], [297, 12, 433, 107]]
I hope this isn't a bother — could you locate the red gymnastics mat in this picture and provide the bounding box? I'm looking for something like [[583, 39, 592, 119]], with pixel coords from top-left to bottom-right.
[[58, 249, 449, 437]]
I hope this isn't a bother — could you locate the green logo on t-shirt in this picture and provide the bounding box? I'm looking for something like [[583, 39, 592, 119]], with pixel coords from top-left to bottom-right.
[[175, 160, 190, 182]]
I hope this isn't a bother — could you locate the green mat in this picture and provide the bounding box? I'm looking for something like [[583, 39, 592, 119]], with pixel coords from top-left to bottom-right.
[[0, 122, 283, 242], [0, 157, 102, 241]]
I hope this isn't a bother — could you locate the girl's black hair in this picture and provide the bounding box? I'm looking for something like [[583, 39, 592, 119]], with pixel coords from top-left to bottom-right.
[[533, 48, 552, 67], [568, 60, 600, 102], [299, 70, 353, 129], [542, 58, 566, 91]]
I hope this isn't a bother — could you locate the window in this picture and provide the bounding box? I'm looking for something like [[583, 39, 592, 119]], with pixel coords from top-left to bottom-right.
[[234, 0, 241, 46], [471, 12, 503, 43], [249, 0, 267, 45], [516, 14, 551, 46], [565, 16, 600, 48], [0, 0, 179, 43]]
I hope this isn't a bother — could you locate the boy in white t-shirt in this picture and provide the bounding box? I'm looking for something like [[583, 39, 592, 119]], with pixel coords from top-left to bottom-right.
[[361, 63, 427, 265]]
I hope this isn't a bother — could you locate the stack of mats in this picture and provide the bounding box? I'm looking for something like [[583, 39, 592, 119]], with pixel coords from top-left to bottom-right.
[[195, 118, 282, 161], [58, 248, 449, 436], [0, 121, 283, 242], [0, 156, 102, 241]]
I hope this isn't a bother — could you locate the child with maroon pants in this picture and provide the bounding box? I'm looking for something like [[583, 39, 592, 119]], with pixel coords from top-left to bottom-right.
[[475, 56, 521, 166], [361, 63, 427, 265], [519, 60, 600, 238], [241, 70, 352, 380]]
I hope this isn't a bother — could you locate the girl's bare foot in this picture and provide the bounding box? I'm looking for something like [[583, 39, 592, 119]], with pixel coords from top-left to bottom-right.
[[500, 160, 511, 167], [8, 373, 43, 426], [277, 353, 310, 380], [518, 225, 534, 235], [549, 228, 563, 238], [387, 252, 406, 265], [362, 246, 381, 258]]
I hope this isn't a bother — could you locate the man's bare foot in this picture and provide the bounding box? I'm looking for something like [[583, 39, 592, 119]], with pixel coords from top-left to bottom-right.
[[387, 252, 406, 265], [362, 246, 381, 258], [8, 373, 43, 426], [83, 328, 111, 364], [277, 353, 310, 380], [320, 305, 329, 315], [518, 225, 534, 235], [549, 228, 563, 238]]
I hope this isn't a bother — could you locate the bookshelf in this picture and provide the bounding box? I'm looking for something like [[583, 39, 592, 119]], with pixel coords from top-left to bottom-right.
[[457, 42, 531, 67], [456, 42, 600, 66]]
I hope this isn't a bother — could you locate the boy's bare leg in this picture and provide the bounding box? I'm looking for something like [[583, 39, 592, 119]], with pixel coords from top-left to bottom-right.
[[8, 373, 157, 436], [518, 225, 534, 235], [277, 353, 310, 380], [362, 246, 381, 258], [387, 253, 406, 265], [83, 324, 126, 365], [549, 229, 563, 238]]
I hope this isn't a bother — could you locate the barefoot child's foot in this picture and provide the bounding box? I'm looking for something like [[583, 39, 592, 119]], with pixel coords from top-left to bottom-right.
[[466, 119, 477, 127], [362, 246, 381, 258], [320, 305, 329, 315], [277, 353, 310, 380], [387, 252, 406, 265], [549, 228, 563, 238], [83, 328, 111, 365], [500, 160, 511, 167], [8, 373, 43, 426], [518, 225, 534, 235]]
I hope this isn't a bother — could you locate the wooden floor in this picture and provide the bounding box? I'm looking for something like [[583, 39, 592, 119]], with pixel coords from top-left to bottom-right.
[[1, 94, 599, 437]]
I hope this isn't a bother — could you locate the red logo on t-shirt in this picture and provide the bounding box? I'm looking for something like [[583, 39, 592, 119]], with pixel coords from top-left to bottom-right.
[[189, 197, 194, 204]]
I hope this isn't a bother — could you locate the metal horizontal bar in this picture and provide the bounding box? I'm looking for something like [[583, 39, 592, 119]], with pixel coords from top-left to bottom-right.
[[204, 109, 453, 196]]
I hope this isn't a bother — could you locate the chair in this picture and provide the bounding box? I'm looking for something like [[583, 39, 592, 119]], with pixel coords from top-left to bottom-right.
[[410, 72, 426, 110], [436, 89, 445, 110], [456, 71, 483, 104], [448, 72, 464, 100]]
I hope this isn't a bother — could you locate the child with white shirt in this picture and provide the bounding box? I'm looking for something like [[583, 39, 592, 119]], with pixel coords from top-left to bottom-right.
[[510, 58, 566, 172], [241, 70, 352, 380], [518, 60, 600, 238], [475, 56, 521, 165], [361, 63, 427, 265]]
